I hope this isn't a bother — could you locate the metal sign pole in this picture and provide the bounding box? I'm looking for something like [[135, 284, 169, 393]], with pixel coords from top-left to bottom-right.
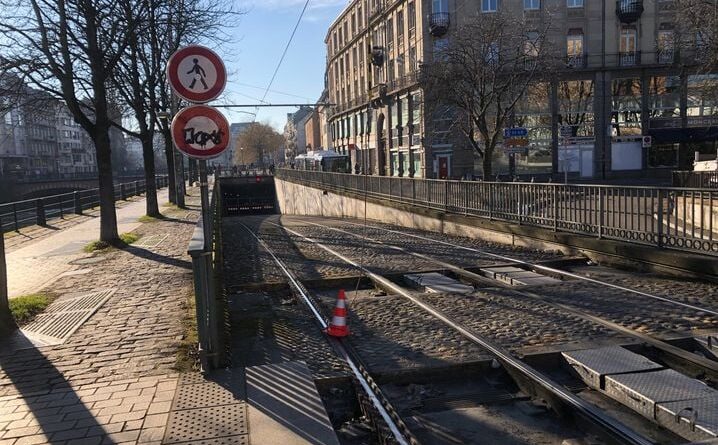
[[199, 160, 211, 250]]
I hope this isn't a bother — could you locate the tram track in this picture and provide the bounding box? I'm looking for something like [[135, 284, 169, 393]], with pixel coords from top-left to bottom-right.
[[291, 219, 718, 381], [266, 220, 657, 445], [239, 222, 417, 445]]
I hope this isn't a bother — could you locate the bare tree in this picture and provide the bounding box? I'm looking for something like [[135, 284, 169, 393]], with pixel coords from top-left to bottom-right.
[[421, 11, 555, 178], [0, 0, 147, 242], [235, 123, 284, 167]]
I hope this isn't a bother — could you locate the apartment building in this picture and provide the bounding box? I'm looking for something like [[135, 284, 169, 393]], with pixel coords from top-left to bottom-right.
[[325, 0, 717, 180]]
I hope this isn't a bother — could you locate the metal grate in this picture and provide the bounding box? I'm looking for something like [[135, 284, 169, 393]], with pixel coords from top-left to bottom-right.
[[173, 383, 245, 410], [167, 437, 249, 445], [133, 234, 168, 248], [163, 405, 248, 443], [21, 289, 116, 347]]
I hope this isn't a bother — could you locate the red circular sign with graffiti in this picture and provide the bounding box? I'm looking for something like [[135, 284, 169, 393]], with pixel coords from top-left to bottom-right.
[[167, 45, 226, 103], [171, 105, 230, 159]]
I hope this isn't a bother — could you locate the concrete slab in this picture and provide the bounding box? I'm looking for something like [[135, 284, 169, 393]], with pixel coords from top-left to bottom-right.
[[246, 361, 340, 445], [405, 272, 474, 294]]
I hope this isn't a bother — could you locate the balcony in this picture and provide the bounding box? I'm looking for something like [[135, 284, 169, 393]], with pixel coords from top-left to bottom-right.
[[369, 1, 385, 23], [619, 50, 641, 66], [616, 0, 643, 23], [566, 54, 587, 68], [371, 46, 385, 66], [656, 48, 674, 64], [369, 83, 388, 108], [429, 12, 450, 37]]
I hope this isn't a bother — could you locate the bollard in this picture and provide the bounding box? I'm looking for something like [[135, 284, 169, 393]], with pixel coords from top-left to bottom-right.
[[120, 183, 126, 200], [36, 198, 46, 226], [134, 181, 140, 196], [74, 192, 82, 215]]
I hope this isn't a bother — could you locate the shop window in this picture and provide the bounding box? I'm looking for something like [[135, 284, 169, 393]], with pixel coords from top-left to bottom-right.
[[648, 143, 678, 168]]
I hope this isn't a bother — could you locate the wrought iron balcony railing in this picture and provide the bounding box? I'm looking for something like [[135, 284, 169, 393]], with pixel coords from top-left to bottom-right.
[[429, 12, 450, 37], [619, 50, 641, 66], [616, 0, 644, 22]]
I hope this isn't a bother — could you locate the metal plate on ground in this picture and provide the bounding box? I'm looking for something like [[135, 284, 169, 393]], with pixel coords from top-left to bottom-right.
[[562, 346, 663, 390], [133, 234, 168, 248], [20, 289, 116, 347], [404, 273, 474, 294], [69, 256, 108, 266], [482, 266, 559, 286], [656, 396, 718, 442], [173, 382, 245, 410], [605, 369, 718, 420], [163, 404, 248, 443]]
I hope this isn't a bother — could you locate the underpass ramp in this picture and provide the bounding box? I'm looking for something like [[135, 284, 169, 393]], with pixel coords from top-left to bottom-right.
[[246, 361, 340, 445], [221, 176, 277, 216]]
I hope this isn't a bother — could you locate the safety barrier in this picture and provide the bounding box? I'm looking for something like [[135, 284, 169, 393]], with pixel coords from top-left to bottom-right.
[[187, 180, 226, 371], [0, 176, 169, 233], [673, 171, 718, 188], [278, 169, 718, 257]]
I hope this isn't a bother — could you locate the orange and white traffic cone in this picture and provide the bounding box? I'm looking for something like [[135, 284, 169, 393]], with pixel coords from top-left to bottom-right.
[[326, 289, 350, 337]]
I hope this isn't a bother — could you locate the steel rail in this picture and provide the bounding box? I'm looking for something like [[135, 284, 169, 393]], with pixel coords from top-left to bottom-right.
[[238, 222, 412, 445], [271, 221, 654, 445], [336, 220, 718, 317], [298, 219, 718, 377]]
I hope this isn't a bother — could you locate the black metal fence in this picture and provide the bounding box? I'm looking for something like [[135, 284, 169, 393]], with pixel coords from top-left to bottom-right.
[[187, 180, 226, 371], [278, 169, 718, 257], [673, 171, 718, 188], [0, 176, 169, 232]]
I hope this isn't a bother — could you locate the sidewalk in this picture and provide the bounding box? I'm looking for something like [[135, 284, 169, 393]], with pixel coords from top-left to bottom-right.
[[6, 193, 167, 299], [0, 192, 199, 445]]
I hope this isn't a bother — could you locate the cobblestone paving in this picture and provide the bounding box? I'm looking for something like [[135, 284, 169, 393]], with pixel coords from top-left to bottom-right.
[[525, 281, 718, 338], [0, 197, 199, 445], [563, 265, 718, 313]]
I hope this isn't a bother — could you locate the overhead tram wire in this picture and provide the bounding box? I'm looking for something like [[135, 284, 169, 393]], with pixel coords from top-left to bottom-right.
[[253, 0, 312, 121], [235, 81, 314, 101]]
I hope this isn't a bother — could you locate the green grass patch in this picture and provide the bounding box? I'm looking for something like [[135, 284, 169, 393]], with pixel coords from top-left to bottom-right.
[[10, 293, 56, 325], [120, 232, 140, 245], [174, 293, 199, 372], [83, 240, 110, 253], [138, 215, 161, 223]]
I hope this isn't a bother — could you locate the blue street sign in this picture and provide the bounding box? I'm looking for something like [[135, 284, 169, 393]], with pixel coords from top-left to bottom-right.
[[503, 127, 528, 138]]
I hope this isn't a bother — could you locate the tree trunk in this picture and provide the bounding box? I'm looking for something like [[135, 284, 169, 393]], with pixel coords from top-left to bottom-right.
[[0, 232, 16, 338], [94, 127, 119, 243], [482, 149, 493, 179], [162, 128, 177, 204], [142, 134, 160, 217]]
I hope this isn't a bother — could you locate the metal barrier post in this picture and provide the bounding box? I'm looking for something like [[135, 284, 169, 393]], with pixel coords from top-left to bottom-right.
[[12, 204, 18, 232], [58, 196, 63, 219], [598, 188, 604, 239], [445, 181, 449, 212], [134, 181, 140, 196], [657, 189, 664, 247], [74, 192, 82, 215], [553, 186, 558, 231], [120, 184, 126, 200], [35, 199, 46, 226]]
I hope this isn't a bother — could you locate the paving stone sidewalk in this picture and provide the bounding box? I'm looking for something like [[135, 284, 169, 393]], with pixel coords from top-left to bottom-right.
[[0, 193, 201, 445]]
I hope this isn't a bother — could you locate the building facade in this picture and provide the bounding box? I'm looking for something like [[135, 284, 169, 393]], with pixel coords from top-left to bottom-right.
[[325, 0, 717, 180]]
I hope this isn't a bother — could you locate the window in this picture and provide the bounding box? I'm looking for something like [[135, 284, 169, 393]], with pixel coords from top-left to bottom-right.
[[358, 6, 363, 28], [386, 18, 394, 49], [351, 13, 356, 36], [409, 46, 417, 71], [433, 38, 449, 60], [432, 0, 448, 12], [408, 2, 416, 37], [657, 28, 674, 64], [485, 41, 499, 64], [482, 0, 498, 12], [397, 11, 404, 47], [524, 31, 540, 57], [566, 30, 584, 66], [524, 0, 540, 10], [567, 0, 583, 7]]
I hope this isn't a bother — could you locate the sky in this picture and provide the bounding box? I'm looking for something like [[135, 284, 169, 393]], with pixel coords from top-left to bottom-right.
[[216, 0, 349, 132]]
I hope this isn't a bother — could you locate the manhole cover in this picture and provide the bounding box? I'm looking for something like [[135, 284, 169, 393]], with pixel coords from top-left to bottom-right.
[[163, 405, 248, 443], [69, 256, 108, 266], [133, 234, 168, 248], [21, 289, 116, 347]]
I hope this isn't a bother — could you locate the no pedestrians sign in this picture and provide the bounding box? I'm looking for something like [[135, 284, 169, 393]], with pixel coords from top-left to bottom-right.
[[171, 105, 230, 159], [167, 45, 227, 103]]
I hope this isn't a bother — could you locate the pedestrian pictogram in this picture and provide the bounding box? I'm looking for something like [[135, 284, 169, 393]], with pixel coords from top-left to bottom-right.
[[167, 45, 227, 103], [171, 105, 230, 159]]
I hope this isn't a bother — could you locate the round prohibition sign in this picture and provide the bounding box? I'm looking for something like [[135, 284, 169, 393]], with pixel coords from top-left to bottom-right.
[[167, 45, 227, 103], [171, 105, 230, 160]]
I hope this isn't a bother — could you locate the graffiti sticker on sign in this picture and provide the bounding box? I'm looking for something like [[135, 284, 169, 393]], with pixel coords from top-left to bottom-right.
[[171, 105, 230, 160]]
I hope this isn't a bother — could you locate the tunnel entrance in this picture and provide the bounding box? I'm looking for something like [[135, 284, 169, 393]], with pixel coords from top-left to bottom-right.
[[220, 176, 277, 216]]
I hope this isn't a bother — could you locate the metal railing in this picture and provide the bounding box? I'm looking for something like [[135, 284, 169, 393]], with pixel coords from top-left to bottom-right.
[[278, 169, 718, 257], [0, 176, 169, 233], [187, 179, 226, 371], [673, 171, 718, 188]]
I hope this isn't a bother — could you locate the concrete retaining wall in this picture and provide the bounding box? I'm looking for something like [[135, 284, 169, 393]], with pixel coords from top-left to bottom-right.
[[275, 178, 718, 279]]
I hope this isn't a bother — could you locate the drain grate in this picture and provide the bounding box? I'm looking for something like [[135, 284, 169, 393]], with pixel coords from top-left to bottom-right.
[[185, 212, 199, 220], [21, 289, 116, 347], [164, 405, 248, 443], [133, 234, 168, 249], [167, 437, 249, 445]]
